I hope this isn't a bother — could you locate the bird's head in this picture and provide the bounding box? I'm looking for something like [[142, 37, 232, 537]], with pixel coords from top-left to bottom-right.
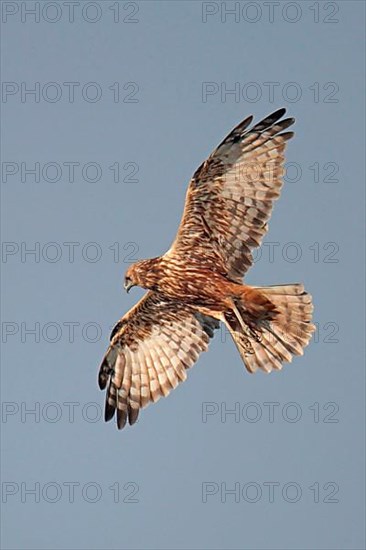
[[123, 263, 140, 293], [123, 258, 160, 293]]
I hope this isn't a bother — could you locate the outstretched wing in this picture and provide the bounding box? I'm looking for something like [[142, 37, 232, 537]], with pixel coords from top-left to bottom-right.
[[165, 108, 294, 282], [98, 292, 219, 429]]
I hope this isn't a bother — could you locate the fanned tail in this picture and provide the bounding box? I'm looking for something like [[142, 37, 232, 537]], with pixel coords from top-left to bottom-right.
[[225, 284, 315, 373]]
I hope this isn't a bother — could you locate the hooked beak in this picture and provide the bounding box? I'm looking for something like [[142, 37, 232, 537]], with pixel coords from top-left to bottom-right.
[[124, 281, 135, 293]]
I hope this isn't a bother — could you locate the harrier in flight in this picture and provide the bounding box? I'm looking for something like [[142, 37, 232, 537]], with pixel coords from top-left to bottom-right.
[[98, 108, 315, 429]]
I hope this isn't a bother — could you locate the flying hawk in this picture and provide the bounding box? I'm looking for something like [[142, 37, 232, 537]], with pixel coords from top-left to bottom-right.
[[98, 108, 315, 430]]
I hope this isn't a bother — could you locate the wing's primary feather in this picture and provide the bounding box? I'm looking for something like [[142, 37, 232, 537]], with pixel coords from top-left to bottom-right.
[[165, 108, 295, 281], [98, 291, 219, 429]]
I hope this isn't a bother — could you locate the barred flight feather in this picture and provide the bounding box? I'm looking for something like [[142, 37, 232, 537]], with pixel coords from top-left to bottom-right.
[[98, 292, 218, 427]]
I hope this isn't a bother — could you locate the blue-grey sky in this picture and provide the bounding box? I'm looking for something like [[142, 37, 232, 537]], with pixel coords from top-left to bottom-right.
[[1, 1, 365, 549]]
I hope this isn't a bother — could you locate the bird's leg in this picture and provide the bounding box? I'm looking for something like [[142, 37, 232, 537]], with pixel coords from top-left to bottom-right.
[[223, 308, 255, 356], [231, 301, 250, 335], [231, 301, 264, 343]]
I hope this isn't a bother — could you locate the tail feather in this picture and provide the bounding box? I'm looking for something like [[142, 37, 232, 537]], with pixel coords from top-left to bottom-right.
[[257, 284, 305, 295], [226, 283, 315, 374]]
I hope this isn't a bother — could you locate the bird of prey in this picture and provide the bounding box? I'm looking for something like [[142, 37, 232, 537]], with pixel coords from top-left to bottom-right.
[[98, 108, 315, 430]]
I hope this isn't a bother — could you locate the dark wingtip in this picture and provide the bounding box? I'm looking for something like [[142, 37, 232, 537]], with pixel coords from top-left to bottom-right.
[[252, 108, 288, 132], [105, 403, 116, 422], [278, 131, 295, 141], [117, 409, 127, 429], [278, 117, 295, 131], [271, 107, 287, 119], [128, 405, 139, 426], [240, 114, 254, 129]]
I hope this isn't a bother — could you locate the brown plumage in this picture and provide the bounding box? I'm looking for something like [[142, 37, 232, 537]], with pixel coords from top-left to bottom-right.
[[98, 108, 315, 430]]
